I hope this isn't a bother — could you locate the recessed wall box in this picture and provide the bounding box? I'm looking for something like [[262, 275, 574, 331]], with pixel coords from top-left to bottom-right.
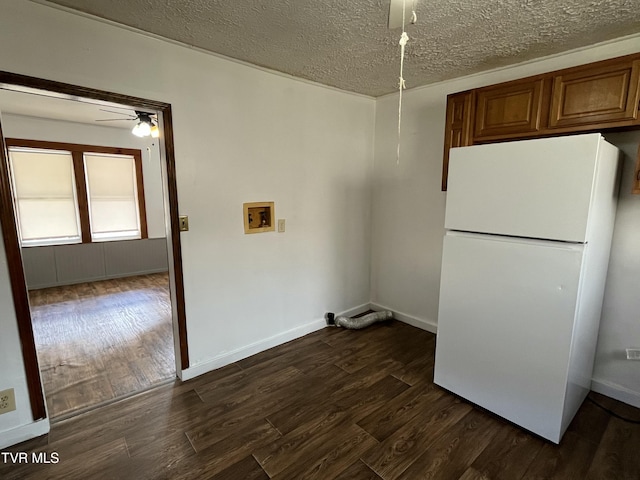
[[243, 202, 275, 234]]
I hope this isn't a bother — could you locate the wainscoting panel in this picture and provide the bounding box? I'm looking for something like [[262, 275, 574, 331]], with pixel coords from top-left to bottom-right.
[[55, 243, 106, 285], [22, 238, 168, 289], [103, 238, 168, 278], [21, 246, 57, 288]]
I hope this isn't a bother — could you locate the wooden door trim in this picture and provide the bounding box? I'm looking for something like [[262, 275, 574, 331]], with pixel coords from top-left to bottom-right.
[[0, 124, 45, 420], [0, 71, 189, 420]]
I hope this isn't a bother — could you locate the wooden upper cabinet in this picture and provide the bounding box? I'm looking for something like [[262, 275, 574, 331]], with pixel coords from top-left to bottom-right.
[[633, 145, 640, 195], [441, 53, 640, 192], [473, 79, 545, 141], [442, 91, 473, 191], [549, 59, 640, 129]]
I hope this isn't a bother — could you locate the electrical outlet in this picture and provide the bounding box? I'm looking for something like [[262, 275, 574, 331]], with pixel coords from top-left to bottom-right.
[[278, 219, 286, 233], [0, 388, 16, 415], [626, 348, 640, 360]]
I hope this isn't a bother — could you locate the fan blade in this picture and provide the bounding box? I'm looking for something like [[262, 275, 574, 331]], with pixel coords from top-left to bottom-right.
[[95, 118, 135, 122], [99, 108, 137, 119]]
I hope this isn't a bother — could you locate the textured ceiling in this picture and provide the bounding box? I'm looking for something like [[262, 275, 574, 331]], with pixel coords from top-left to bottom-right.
[[36, 0, 640, 97]]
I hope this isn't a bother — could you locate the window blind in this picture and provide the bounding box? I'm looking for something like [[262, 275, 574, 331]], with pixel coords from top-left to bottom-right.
[[84, 153, 141, 241], [9, 148, 81, 245]]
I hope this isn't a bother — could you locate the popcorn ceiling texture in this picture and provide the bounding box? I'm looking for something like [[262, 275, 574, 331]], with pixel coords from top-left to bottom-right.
[[44, 0, 640, 97]]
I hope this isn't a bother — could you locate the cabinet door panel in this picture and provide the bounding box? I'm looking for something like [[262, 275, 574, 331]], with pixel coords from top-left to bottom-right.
[[474, 79, 544, 140], [634, 145, 640, 195], [442, 91, 472, 191], [550, 60, 640, 128]]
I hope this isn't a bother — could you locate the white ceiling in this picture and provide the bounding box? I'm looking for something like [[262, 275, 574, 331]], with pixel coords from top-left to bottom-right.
[[34, 0, 640, 97], [0, 88, 157, 131]]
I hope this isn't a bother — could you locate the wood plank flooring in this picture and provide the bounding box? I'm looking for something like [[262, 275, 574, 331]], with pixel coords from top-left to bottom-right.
[[28, 273, 175, 419], [2, 320, 639, 479]]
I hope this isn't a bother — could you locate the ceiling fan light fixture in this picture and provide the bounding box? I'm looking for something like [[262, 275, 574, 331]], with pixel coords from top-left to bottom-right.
[[131, 111, 157, 137], [132, 120, 151, 137]]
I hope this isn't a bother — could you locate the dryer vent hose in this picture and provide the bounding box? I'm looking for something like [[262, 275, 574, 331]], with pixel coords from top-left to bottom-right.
[[334, 310, 393, 330]]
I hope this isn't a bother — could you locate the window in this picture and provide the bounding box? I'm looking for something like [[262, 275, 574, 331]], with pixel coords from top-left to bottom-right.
[[9, 147, 81, 246], [7, 139, 147, 247], [84, 153, 142, 241]]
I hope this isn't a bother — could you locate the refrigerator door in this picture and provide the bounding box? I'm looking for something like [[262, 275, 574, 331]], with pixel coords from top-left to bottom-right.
[[434, 232, 584, 443], [445, 134, 602, 242]]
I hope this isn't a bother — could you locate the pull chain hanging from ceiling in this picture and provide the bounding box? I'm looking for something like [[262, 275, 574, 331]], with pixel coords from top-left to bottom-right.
[[396, 0, 417, 165]]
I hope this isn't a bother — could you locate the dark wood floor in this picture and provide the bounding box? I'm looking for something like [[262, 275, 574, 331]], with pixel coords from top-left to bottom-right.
[[28, 273, 175, 419], [2, 321, 639, 479]]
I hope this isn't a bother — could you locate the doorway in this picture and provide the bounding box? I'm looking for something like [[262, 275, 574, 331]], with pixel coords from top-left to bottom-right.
[[0, 71, 189, 422]]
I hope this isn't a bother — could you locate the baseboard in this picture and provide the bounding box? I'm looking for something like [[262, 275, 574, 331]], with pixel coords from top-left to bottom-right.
[[181, 302, 435, 382], [370, 302, 438, 334], [591, 378, 640, 409], [104, 268, 170, 281], [336, 303, 373, 319], [0, 419, 50, 449], [181, 304, 373, 381], [181, 317, 327, 381]]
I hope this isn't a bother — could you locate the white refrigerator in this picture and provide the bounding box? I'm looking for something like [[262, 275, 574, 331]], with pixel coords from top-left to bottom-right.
[[433, 133, 620, 443]]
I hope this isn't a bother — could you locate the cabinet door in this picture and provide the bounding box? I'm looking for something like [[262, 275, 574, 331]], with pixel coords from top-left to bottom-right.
[[473, 79, 544, 141], [634, 145, 640, 195], [549, 59, 640, 129], [442, 91, 473, 191]]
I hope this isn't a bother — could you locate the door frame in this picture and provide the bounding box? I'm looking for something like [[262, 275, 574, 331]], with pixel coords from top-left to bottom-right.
[[0, 70, 189, 421]]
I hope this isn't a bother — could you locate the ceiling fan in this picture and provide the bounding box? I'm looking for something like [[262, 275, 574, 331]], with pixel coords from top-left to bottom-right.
[[95, 109, 159, 138], [388, 0, 417, 29]]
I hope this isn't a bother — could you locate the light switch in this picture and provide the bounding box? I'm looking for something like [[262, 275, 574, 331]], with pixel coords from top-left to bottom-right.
[[278, 219, 286, 232], [179, 215, 189, 232]]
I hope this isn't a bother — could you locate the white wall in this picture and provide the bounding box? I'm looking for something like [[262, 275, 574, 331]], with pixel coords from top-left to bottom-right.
[[371, 36, 640, 405], [594, 130, 640, 407], [2, 114, 166, 238], [0, 0, 375, 446]]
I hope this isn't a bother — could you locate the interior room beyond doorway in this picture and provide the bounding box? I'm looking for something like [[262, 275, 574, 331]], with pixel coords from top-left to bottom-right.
[[29, 273, 175, 420]]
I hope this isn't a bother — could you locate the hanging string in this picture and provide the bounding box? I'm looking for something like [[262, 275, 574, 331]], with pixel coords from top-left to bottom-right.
[[397, 33, 407, 165], [396, 0, 417, 165]]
